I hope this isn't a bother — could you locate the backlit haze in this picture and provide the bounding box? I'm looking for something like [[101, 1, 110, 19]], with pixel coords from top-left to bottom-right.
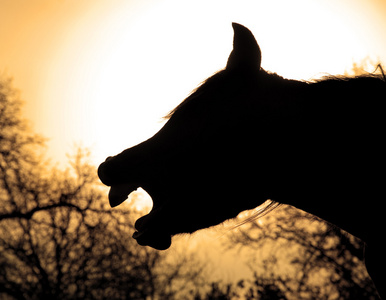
[[1, 0, 386, 287], [1, 0, 385, 168]]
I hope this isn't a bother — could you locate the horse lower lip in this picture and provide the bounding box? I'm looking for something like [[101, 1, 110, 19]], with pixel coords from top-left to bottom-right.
[[132, 229, 171, 250]]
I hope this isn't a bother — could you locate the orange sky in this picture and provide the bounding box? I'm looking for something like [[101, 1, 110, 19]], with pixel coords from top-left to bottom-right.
[[1, 0, 385, 286], [0, 0, 385, 165]]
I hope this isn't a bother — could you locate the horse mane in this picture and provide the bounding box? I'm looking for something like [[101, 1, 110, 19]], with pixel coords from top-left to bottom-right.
[[165, 65, 385, 121], [164, 69, 297, 120], [310, 65, 386, 89], [164, 70, 230, 119]]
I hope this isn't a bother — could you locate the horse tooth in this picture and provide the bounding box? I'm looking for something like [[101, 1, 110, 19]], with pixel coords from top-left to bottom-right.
[[108, 183, 139, 207], [132, 231, 143, 239]]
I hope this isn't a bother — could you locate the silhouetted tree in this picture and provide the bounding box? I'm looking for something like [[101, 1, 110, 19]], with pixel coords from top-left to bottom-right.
[[191, 278, 288, 300], [0, 77, 206, 300], [225, 204, 379, 299]]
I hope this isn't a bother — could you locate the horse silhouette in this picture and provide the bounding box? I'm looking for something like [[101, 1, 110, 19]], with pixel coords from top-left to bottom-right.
[[98, 23, 385, 297]]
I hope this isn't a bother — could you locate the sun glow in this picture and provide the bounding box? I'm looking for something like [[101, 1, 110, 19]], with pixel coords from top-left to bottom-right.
[[30, 0, 386, 169], [1, 1, 385, 211], [1, 1, 385, 290]]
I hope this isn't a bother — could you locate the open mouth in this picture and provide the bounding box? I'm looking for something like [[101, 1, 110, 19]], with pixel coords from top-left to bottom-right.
[[108, 184, 172, 250]]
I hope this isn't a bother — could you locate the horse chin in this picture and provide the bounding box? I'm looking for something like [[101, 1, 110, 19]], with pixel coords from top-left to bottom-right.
[[133, 204, 173, 250], [132, 229, 172, 250]]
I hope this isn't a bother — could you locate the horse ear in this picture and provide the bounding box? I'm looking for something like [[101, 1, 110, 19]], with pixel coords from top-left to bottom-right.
[[226, 23, 261, 72]]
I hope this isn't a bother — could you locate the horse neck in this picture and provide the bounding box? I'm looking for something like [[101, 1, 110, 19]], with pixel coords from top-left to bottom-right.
[[270, 140, 384, 244], [263, 82, 385, 243]]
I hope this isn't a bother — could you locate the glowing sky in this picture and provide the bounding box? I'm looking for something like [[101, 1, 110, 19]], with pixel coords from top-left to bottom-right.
[[1, 0, 385, 165]]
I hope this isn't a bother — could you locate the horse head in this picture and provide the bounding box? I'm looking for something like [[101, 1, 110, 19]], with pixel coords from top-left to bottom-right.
[[98, 23, 305, 250]]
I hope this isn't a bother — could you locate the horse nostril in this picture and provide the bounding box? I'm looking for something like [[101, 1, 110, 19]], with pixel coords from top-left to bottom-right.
[[105, 156, 113, 162]]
